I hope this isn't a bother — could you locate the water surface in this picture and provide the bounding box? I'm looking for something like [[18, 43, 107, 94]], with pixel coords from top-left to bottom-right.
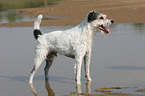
[[0, 23, 145, 95], [0, 0, 62, 24]]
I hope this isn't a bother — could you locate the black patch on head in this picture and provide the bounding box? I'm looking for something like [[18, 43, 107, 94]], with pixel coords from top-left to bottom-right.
[[33, 29, 42, 40], [99, 16, 104, 19], [87, 11, 100, 23]]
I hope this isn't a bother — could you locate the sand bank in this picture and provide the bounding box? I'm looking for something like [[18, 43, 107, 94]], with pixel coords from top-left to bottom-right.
[[0, 0, 145, 27]]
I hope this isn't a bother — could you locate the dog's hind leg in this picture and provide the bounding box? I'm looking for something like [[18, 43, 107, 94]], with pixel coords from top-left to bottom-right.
[[29, 46, 48, 84], [29, 47, 48, 96], [44, 52, 56, 80]]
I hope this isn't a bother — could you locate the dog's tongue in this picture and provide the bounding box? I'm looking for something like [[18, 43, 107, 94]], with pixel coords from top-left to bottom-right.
[[98, 26, 111, 34], [104, 27, 111, 34]]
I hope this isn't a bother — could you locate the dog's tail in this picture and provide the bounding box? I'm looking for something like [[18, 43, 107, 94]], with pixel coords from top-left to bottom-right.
[[33, 14, 43, 40]]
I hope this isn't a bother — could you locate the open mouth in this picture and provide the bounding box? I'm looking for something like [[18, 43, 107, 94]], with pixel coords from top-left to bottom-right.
[[98, 25, 110, 34]]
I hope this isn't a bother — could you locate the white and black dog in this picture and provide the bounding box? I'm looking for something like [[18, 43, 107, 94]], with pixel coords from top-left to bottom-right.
[[29, 10, 114, 85]]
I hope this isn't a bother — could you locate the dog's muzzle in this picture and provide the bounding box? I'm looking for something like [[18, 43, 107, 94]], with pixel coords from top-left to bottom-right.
[[97, 20, 114, 34], [97, 25, 111, 34]]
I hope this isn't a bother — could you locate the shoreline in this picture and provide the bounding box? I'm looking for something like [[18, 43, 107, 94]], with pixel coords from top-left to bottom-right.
[[0, 0, 145, 27]]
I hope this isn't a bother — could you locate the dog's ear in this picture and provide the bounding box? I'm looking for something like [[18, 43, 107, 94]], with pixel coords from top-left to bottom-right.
[[87, 11, 100, 23]]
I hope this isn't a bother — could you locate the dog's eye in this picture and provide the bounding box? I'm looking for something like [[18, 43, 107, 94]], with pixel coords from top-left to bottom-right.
[[99, 16, 104, 19]]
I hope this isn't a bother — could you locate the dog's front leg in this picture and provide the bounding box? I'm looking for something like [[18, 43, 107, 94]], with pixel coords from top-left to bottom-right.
[[84, 49, 92, 81], [75, 55, 84, 84]]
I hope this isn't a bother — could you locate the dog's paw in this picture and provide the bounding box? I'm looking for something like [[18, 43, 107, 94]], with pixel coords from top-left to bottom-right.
[[85, 75, 92, 81], [87, 78, 92, 81], [77, 80, 81, 85]]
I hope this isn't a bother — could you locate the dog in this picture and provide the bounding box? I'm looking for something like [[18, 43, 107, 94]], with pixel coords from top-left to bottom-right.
[[29, 10, 114, 85]]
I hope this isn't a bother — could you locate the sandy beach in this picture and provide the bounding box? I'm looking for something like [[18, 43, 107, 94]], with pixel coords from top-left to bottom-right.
[[0, 0, 145, 27]]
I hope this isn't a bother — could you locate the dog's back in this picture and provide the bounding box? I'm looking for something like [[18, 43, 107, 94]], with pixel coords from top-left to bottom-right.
[[32, 15, 89, 57]]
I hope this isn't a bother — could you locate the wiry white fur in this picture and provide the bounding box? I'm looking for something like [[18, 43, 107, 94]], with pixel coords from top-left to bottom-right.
[[29, 11, 113, 86], [39, 19, 95, 57]]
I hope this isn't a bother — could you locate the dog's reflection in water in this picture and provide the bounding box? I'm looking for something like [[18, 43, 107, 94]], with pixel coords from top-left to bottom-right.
[[30, 80, 91, 96], [29, 83, 38, 96], [45, 80, 55, 96], [29, 80, 55, 96], [76, 81, 91, 96]]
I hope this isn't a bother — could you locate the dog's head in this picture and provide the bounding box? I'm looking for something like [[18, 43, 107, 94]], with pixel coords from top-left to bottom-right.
[[87, 11, 114, 34]]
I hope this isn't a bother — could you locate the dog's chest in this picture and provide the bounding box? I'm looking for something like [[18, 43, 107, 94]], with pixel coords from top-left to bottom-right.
[[71, 31, 93, 52]]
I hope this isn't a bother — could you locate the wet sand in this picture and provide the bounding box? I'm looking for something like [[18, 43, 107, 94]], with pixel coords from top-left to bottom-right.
[[0, 0, 145, 27]]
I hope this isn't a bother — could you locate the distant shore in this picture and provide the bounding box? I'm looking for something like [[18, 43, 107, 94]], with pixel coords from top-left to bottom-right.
[[0, 0, 145, 27]]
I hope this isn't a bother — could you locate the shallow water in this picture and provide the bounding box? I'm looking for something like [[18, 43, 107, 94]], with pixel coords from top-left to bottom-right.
[[0, 23, 145, 96], [0, 0, 62, 24], [0, 11, 35, 24]]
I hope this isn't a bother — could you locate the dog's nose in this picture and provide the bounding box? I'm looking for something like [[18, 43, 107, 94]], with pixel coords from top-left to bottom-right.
[[111, 20, 114, 24]]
